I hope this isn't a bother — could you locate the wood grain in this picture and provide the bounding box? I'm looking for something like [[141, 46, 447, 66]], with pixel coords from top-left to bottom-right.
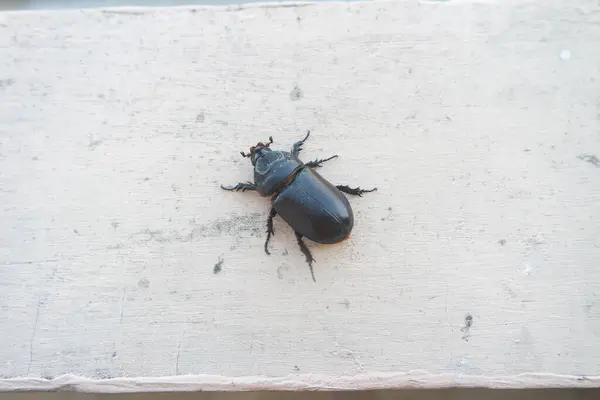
[[1, 0, 599, 390]]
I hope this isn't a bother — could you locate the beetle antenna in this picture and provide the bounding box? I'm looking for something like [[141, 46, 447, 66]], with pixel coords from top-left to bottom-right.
[[266, 136, 274, 147], [240, 151, 251, 158]]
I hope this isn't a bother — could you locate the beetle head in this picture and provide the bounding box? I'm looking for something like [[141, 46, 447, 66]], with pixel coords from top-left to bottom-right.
[[241, 136, 273, 166]]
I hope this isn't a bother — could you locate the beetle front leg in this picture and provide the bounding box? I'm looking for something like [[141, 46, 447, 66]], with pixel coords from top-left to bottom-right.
[[264, 207, 277, 255], [336, 185, 377, 197], [220, 181, 257, 192], [295, 231, 316, 282], [291, 130, 310, 156], [304, 155, 338, 168]]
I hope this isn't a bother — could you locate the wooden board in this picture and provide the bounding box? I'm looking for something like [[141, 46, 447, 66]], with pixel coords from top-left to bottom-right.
[[1, 0, 599, 392]]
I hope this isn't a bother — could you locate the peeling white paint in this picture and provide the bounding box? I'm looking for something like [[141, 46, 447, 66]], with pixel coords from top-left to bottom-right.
[[1, 0, 600, 391]]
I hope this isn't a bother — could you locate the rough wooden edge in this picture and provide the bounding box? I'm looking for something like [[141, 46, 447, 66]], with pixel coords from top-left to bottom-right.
[[0, 0, 527, 15], [1, 372, 599, 392], [1, 0, 594, 393], [0, 0, 316, 14]]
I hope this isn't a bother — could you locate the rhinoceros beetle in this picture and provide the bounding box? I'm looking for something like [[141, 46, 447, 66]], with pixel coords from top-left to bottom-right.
[[220, 131, 376, 281]]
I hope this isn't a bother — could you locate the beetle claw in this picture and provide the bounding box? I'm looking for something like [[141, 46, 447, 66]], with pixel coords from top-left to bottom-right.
[[305, 154, 338, 169], [220, 182, 256, 192], [291, 130, 311, 156], [264, 208, 277, 255], [295, 231, 316, 282], [335, 185, 377, 197]]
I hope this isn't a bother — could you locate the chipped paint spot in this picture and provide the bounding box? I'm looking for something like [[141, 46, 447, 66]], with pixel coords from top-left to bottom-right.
[[290, 85, 303, 101]]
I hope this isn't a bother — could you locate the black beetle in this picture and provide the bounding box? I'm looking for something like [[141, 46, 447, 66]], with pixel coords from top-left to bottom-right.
[[220, 131, 376, 281]]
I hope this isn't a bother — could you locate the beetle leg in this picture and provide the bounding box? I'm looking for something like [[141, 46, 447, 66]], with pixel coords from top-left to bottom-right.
[[264, 207, 277, 255], [336, 185, 378, 197], [305, 154, 338, 168], [291, 130, 310, 156], [295, 231, 316, 282], [220, 181, 256, 192]]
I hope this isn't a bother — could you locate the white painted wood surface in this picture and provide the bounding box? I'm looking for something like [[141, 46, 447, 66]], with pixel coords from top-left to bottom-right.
[[1, 0, 600, 392]]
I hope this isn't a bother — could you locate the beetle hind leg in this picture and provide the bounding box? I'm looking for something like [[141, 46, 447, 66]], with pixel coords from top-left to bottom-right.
[[264, 207, 277, 255], [220, 181, 257, 192], [336, 185, 377, 197], [305, 154, 338, 168], [291, 130, 311, 156], [295, 231, 316, 282]]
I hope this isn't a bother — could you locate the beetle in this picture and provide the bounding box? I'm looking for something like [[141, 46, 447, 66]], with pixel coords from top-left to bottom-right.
[[220, 130, 377, 281]]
